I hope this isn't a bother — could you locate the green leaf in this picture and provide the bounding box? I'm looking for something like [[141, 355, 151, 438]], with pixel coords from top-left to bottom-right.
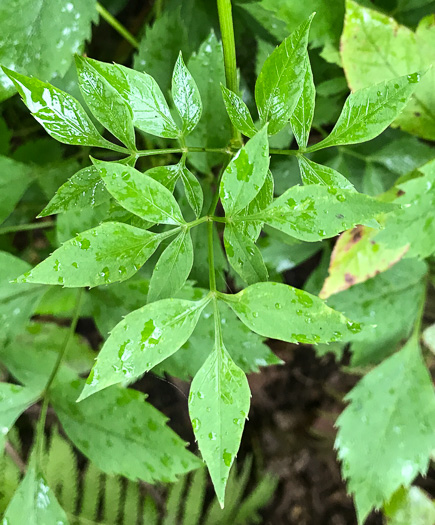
[[79, 297, 209, 400], [0, 252, 45, 343], [341, 0, 435, 141], [298, 156, 355, 191], [186, 31, 231, 174], [148, 231, 194, 302], [180, 163, 204, 218], [237, 170, 274, 243], [90, 62, 179, 139], [16, 222, 164, 288], [255, 185, 394, 242], [0, 384, 39, 451], [311, 73, 422, 150], [3, 322, 96, 390], [189, 337, 250, 506], [385, 486, 435, 525], [2, 68, 113, 148], [335, 339, 435, 523], [90, 277, 150, 337], [156, 298, 282, 380], [38, 166, 111, 217], [255, 15, 314, 135], [55, 201, 110, 245], [52, 378, 201, 483], [220, 126, 270, 216], [240, 0, 343, 50], [289, 55, 315, 148], [221, 85, 257, 138], [133, 9, 189, 97], [2, 462, 69, 524], [224, 224, 268, 285], [222, 281, 360, 344], [0, 0, 97, 102], [146, 162, 182, 192], [0, 155, 33, 224], [320, 226, 409, 298], [326, 258, 427, 366], [375, 163, 435, 259], [172, 53, 202, 135], [75, 56, 136, 150], [94, 161, 185, 225]]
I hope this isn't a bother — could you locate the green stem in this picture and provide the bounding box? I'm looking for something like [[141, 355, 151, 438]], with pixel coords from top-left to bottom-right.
[[96, 2, 139, 49], [216, 0, 241, 145], [304, 140, 331, 154], [269, 148, 301, 156], [186, 216, 209, 229], [136, 146, 228, 157], [0, 222, 54, 235], [35, 289, 83, 465], [211, 216, 227, 223], [213, 295, 223, 347], [207, 219, 217, 292]]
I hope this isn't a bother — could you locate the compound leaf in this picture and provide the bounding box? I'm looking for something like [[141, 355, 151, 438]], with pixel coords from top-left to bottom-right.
[[237, 170, 274, 243], [52, 378, 201, 483], [15, 222, 164, 288], [335, 339, 435, 523], [189, 338, 250, 506], [172, 52, 202, 135], [146, 162, 182, 192], [148, 230, 194, 302], [2, 68, 112, 148], [180, 164, 203, 218], [75, 56, 136, 150], [39, 166, 111, 217], [298, 156, 355, 191], [255, 15, 314, 135], [221, 85, 257, 138], [256, 185, 394, 242], [220, 126, 269, 216], [222, 282, 361, 344], [91, 62, 179, 139], [312, 73, 421, 150], [79, 297, 209, 400], [224, 224, 268, 285], [156, 299, 282, 380], [289, 54, 315, 148], [94, 161, 184, 225]]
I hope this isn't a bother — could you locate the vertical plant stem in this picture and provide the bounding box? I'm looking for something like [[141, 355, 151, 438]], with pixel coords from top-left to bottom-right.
[[96, 2, 140, 49], [208, 220, 217, 292], [216, 0, 242, 144], [35, 289, 84, 466]]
